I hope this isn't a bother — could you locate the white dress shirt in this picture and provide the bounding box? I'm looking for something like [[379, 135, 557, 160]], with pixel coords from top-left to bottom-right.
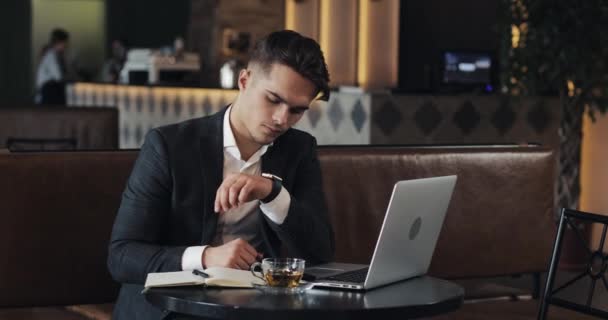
[[181, 106, 291, 270], [36, 49, 63, 89], [35, 49, 64, 103]]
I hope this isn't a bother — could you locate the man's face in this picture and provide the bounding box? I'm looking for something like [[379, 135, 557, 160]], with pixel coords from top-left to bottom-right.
[[234, 63, 317, 146], [55, 41, 68, 53]]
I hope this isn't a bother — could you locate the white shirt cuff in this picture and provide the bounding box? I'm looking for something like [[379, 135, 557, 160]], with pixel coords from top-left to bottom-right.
[[260, 186, 290, 224], [181, 245, 207, 270]]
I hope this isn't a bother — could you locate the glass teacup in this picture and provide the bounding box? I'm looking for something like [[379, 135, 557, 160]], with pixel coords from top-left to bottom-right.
[[250, 258, 305, 288]]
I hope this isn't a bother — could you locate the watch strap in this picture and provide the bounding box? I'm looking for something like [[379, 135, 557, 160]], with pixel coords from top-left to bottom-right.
[[261, 174, 282, 203]]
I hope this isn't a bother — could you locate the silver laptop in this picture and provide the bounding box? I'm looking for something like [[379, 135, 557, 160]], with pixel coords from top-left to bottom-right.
[[307, 175, 457, 291]]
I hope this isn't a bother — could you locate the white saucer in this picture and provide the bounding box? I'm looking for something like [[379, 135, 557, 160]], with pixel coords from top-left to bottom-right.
[[251, 282, 314, 294]]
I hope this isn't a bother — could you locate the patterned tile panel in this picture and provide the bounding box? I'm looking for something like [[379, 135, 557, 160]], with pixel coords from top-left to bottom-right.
[[67, 83, 559, 148], [328, 99, 344, 132], [307, 104, 322, 129], [351, 99, 367, 133], [373, 98, 402, 136], [67, 83, 371, 148], [294, 92, 371, 145], [371, 94, 560, 147], [453, 100, 481, 135], [414, 101, 442, 136], [491, 99, 517, 135], [527, 100, 552, 134]]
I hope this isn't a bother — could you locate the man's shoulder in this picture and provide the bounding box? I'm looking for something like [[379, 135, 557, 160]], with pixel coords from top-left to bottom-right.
[[153, 109, 224, 142], [277, 128, 316, 146], [155, 116, 205, 136]]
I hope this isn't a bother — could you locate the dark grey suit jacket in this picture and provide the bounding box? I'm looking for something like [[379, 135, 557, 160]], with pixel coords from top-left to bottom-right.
[[107, 108, 335, 319]]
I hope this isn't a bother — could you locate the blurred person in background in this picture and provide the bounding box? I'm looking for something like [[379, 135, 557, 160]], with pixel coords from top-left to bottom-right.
[[35, 28, 70, 105], [101, 39, 127, 83]]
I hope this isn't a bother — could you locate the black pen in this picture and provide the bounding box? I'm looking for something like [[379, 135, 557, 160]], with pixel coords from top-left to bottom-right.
[[192, 269, 210, 278]]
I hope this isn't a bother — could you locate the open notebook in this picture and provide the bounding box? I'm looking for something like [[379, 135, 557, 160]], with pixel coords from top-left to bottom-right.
[[145, 267, 265, 289]]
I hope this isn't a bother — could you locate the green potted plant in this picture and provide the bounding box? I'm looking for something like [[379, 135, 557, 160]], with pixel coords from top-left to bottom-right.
[[499, 0, 608, 268]]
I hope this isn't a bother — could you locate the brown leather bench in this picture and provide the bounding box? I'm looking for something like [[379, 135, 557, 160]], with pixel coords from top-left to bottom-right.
[[0, 107, 118, 151], [0, 145, 562, 319], [0, 151, 131, 319]]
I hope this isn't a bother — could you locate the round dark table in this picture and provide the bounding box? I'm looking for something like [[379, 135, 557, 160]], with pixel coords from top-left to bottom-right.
[[144, 276, 464, 320]]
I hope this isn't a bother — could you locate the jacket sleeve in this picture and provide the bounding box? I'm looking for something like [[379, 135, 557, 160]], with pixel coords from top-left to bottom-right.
[[265, 137, 335, 265], [107, 129, 187, 284]]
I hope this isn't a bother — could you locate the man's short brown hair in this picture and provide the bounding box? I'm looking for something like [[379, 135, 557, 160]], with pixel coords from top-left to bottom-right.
[[249, 30, 330, 101]]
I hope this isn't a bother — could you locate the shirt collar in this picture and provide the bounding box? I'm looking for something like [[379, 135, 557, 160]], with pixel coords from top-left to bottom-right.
[[223, 105, 271, 161], [223, 105, 238, 149]]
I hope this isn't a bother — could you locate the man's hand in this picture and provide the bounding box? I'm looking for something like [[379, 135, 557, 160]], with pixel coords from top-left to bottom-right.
[[214, 173, 272, 213], [202, 238, 261, 270]]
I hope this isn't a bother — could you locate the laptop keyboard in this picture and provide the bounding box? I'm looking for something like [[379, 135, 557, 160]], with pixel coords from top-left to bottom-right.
[[325, 267, 369, 283]]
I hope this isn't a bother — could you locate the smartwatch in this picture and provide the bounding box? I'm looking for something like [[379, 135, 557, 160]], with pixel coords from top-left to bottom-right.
[[261, 173, 283, 203]]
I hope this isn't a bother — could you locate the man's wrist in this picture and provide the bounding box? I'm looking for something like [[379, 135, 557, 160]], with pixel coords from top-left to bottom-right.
[[259, 187, 290, 224], [261, 173, 282, 203]]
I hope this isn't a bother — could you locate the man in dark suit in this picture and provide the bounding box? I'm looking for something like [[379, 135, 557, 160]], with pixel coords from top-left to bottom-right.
[[108, 30, 335, 319]]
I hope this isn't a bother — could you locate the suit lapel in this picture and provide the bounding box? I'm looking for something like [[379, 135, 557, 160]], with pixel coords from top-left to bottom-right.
[[199, 110, 225, 244], [261, 138, 288, 178], [260, 136, 290, 258]]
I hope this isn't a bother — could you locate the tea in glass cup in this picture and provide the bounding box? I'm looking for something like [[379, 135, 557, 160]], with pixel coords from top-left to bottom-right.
[[250, 258, 305, 288]]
